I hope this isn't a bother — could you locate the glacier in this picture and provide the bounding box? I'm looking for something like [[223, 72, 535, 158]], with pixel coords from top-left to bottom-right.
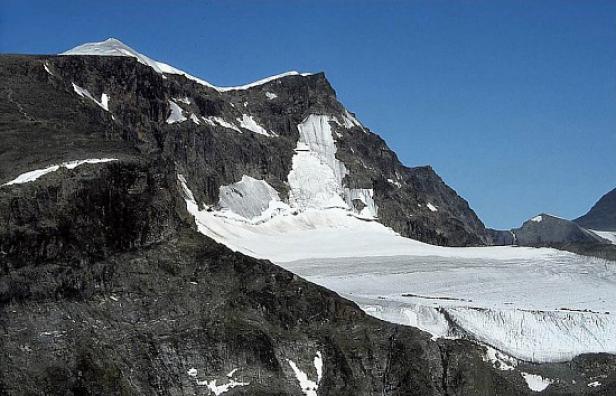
[[178, 169, 616, 363]]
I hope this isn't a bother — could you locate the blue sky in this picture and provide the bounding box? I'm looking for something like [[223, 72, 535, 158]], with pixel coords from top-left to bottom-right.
[[1, 0, 615, 229]]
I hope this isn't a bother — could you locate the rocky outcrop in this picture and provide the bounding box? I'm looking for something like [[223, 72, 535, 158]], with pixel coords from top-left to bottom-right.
[[575, 187, 616, 232], [512, 214, 607, 246]]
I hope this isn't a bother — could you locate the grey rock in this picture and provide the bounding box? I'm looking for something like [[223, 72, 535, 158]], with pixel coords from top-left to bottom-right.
[[575, 187, 616, 232]]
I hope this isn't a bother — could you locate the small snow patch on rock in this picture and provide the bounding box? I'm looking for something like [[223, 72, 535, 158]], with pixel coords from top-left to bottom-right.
[[166, 100, 187, 124], [521, 373, 552, 392]]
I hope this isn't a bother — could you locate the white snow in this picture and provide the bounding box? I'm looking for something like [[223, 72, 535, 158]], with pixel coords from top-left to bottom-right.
[[187, 368, 198, 377], [217, 176, 288, 222], [427, 203, 438, 212], [43, 63, 54, 76], [483, 346, 517, 371], [590, 230, 616, 244], [175, 96, 191, 105], [313, 352, 323, 384], [61, 38, 312, 92], [531, 215, 543, 223], [345, 188, 378, 218], [521, 373, 552, 392], [202, 116, 242, 133], [2, 159, 117, 186], [100, 93, 109, 111], [72, 83, 110, 111], [588, 381, 601, 387], [265, 91, 277, 100], [166, 100, 187, 124], [226, 368, 238, 378], [237, 114, 272, 136], [190, 113, 201, 125], [288, 115, 352, 211], [288, 352, 323, 396], [387, 178, 402, 188], [279, 253, 616, 363], [195, 378, 249, 395]]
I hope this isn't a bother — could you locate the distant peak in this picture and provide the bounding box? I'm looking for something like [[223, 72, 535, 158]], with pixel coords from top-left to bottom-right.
[[60, 38, 313, 92]]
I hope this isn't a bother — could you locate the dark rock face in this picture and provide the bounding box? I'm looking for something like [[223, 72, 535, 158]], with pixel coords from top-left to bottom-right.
[[2, 53, 616, 395], [486, 228, 516, 245], [512, 214, 607, 246], [575, 188, 616, 232], [0, 54, 488, 247]]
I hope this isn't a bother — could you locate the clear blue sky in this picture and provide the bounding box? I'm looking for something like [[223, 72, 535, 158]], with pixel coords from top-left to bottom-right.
[[1, 0, 615, 229]]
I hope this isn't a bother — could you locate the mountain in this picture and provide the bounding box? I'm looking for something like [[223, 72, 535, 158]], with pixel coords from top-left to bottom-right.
[[2, 39, 616, 394], [512, 213, 608, 246], [575, 187, 616, 232], [38, 37, 488, 248]]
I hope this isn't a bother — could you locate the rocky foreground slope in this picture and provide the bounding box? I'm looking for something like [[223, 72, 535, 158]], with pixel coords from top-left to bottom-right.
[[1, 40, 615, 394]]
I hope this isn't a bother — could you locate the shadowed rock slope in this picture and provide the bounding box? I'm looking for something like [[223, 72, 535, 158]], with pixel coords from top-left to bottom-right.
[[575, 188, 616, 232]]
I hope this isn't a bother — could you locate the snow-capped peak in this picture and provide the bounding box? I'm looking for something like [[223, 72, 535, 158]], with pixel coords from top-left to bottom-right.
[[60, 38, 312, 92]]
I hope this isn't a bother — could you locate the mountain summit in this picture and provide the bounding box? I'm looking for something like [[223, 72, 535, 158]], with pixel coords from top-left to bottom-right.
[[49, 38, 491, 246]]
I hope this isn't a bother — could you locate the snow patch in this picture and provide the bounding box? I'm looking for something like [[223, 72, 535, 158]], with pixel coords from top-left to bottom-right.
[[588, 381, 601, 387], [202, 116, 241, 133], [345, 188, 378, 218], [175, 96, 191, 105], [237, 114, 272, 136], [43, 63, 54, 76], [531, 215, 543, 223], [288, 115, 348, 211], [72, 83, 109, 111], [387, 178, 402, 188], [590, 230, 616, 244], [288, 352, 323, 396], [521, 373, 552, 392], [265, 91, 277, 100], [483, 346, 517, 371], [427, 203, 438, 212], [190, 113, 201, 125], [2, 159, 117, 186], [217, 176, 289, 221], [195, 378, 249, 395], [166, 100, 187, 124], [187, 368, 198, 377], [100, 93, 109, 111]]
